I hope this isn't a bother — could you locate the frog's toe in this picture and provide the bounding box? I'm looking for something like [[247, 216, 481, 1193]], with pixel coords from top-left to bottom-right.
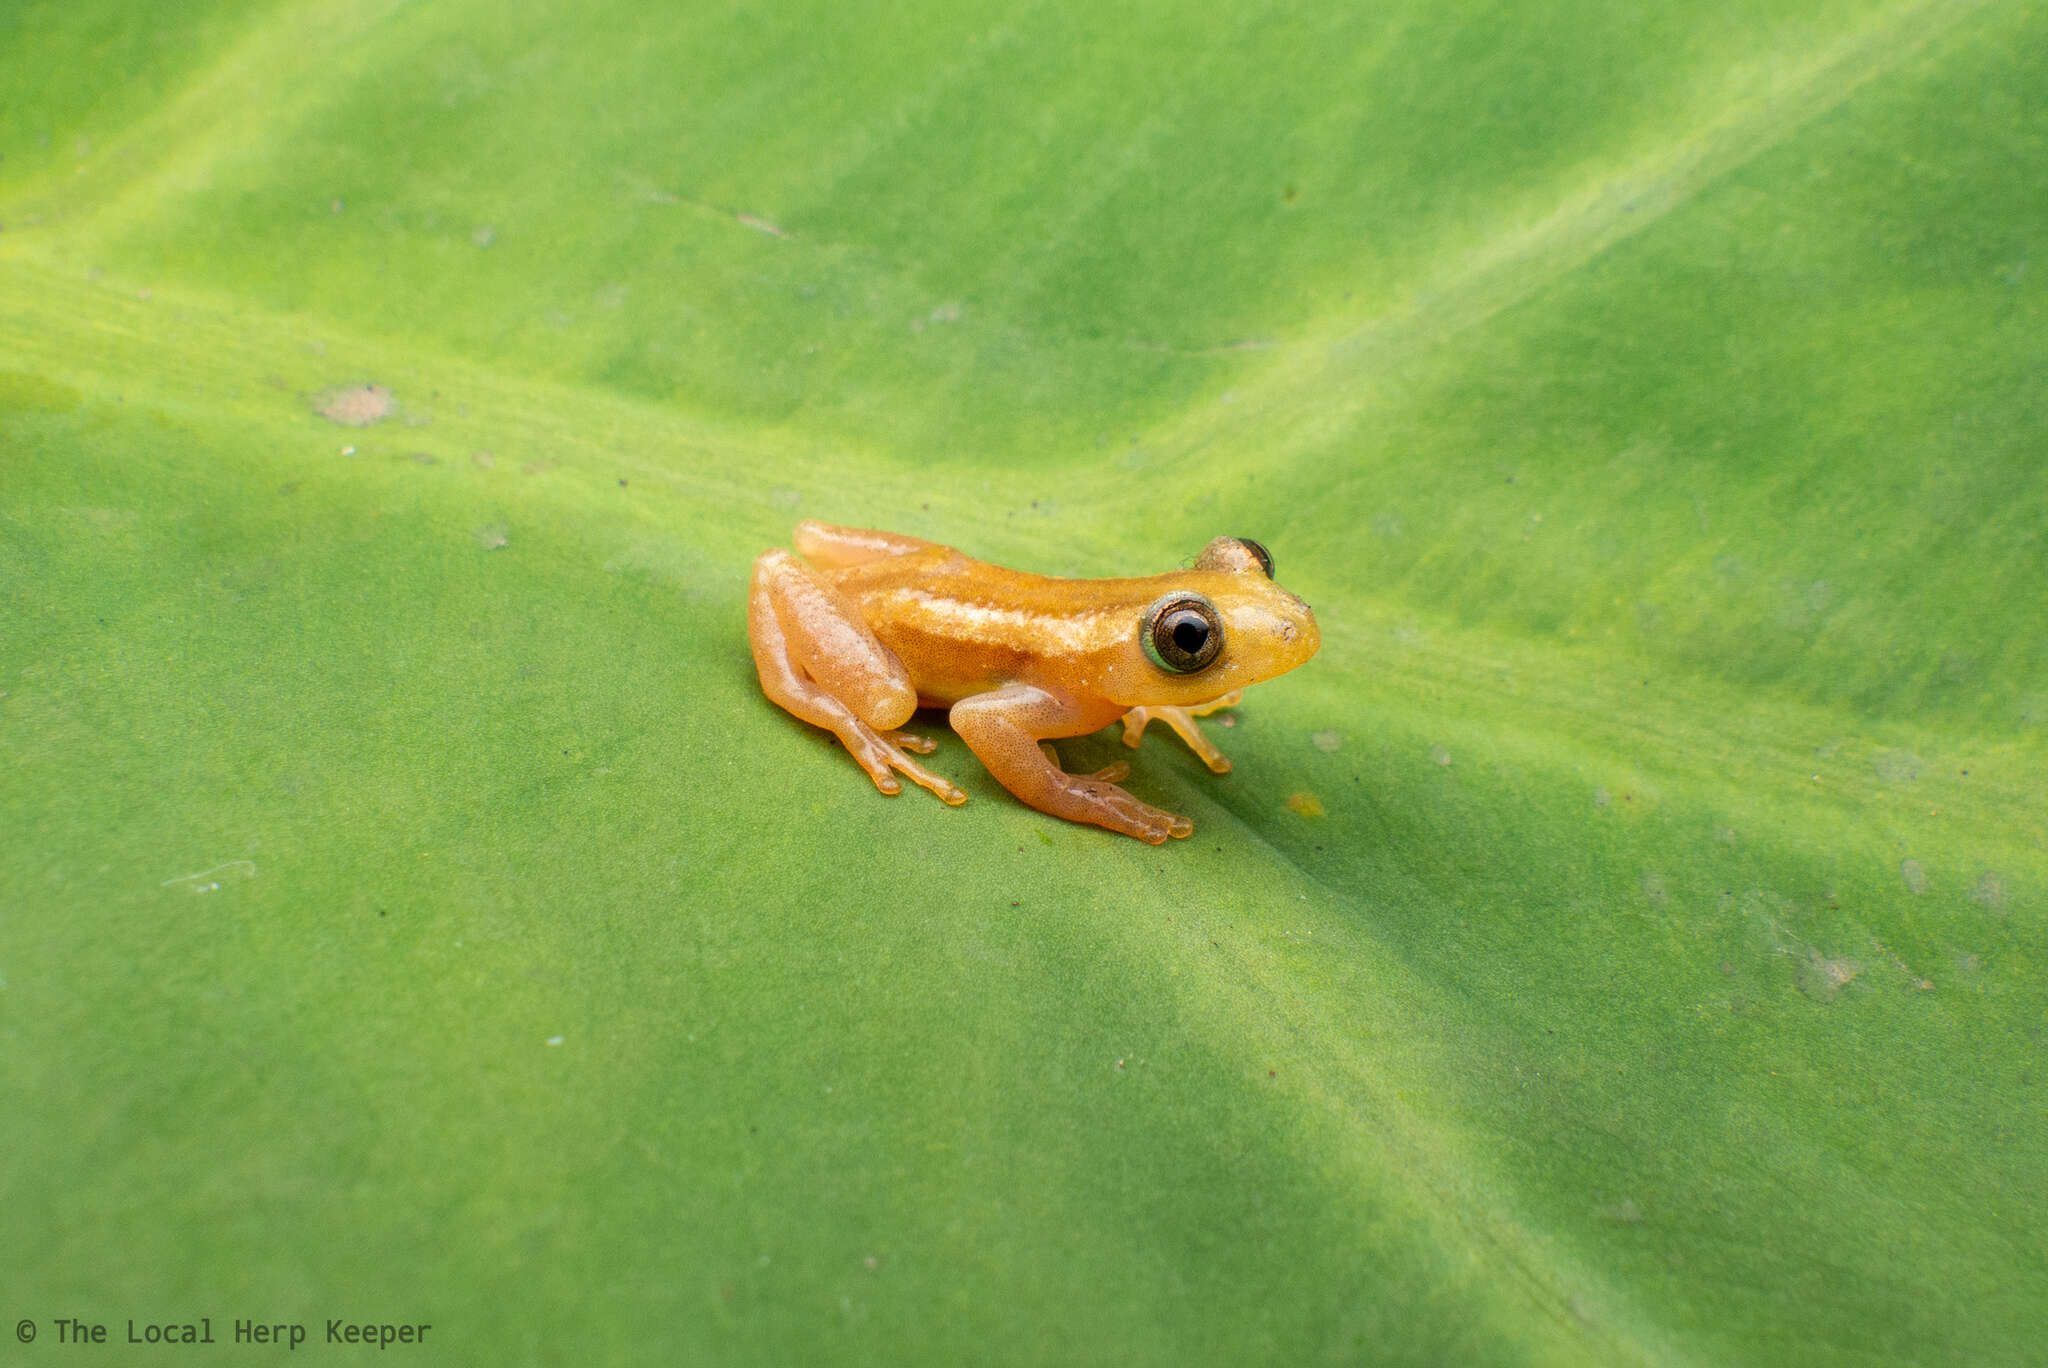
[[1187, 690, 1244, 717], [842, 724, 965, 805], [1083, 761, 1131, 784], [879, 749, 966, 806], [907, 762, 969, 806], [885, 742, 968, 805], [1122, 704, 1232, 775], [884, 729, 939, 755], [851, 749, 904, 796], [1073, 779, 1190, 843], [1143, 805, 1193, 841], [1131, 811, 1192, 844], [1136, 807, 1194, 842]]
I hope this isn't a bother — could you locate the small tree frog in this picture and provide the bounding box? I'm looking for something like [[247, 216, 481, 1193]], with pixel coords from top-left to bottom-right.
[[748, 521, 1320, 843]]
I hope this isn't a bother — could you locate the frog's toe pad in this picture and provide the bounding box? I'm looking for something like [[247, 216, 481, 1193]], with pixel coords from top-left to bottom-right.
[[1131, 811, 1194, 844], [1072, 779, 1192, 843], [892, 753, 967, 805], [884, 729, 939, 755]]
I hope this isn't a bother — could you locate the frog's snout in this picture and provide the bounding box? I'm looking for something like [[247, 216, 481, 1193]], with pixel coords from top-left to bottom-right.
[[1284, 600, 1321, 661]]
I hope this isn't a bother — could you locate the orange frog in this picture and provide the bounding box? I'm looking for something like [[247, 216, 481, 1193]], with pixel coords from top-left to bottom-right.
[[748, 521, 1320, 843]]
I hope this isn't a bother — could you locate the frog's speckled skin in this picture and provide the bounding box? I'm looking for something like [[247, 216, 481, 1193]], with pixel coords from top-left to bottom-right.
[[748, 521, 1320, 842]]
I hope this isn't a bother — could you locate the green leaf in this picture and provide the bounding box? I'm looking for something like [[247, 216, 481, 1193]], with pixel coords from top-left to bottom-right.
[[4, 0, 2044, 1362]]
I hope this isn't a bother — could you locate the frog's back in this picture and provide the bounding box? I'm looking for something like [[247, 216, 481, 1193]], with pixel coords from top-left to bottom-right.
[[825, 550, 1169, 706]]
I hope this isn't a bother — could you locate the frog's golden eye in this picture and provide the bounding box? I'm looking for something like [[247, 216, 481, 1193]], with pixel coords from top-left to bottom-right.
[[1235, 537, 1274, 579], [1142, 593, 1225, 674]]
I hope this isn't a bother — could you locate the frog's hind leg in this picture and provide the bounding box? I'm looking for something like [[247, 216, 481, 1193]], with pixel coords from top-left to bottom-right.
[[1120, 690, 1243, 774], [954, 684, 1192, 844], [749, 549, 966, 804], [793, 520, 937, 568]]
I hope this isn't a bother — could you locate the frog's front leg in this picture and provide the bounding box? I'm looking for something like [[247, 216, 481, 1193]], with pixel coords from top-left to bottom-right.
[[749, 550, 966, 804], [952, 685, 1193, 843], [1120, 690, 1244, 774]]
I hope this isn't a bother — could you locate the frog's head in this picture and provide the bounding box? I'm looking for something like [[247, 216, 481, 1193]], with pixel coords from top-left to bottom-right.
[[1105, 536, 1320, 706]]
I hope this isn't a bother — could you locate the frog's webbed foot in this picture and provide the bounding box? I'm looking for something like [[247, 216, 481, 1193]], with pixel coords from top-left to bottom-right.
[[1062, 781, 1191, 844], [1121, 690, 1244, 775], [959, 687, 1192, 843], [750, 548, 967, 806], [840, 722, 967, 804]]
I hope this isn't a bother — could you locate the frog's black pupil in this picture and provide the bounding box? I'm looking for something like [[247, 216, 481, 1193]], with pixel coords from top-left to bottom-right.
[[1145, 593, 1223, 672]]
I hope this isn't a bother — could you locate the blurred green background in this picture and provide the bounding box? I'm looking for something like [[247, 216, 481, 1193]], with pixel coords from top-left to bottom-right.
[[3, 0, 2043, 1362]]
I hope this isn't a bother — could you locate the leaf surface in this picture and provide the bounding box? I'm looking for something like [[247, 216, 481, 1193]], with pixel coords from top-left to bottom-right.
[[4, 2, 2045, 1362]]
